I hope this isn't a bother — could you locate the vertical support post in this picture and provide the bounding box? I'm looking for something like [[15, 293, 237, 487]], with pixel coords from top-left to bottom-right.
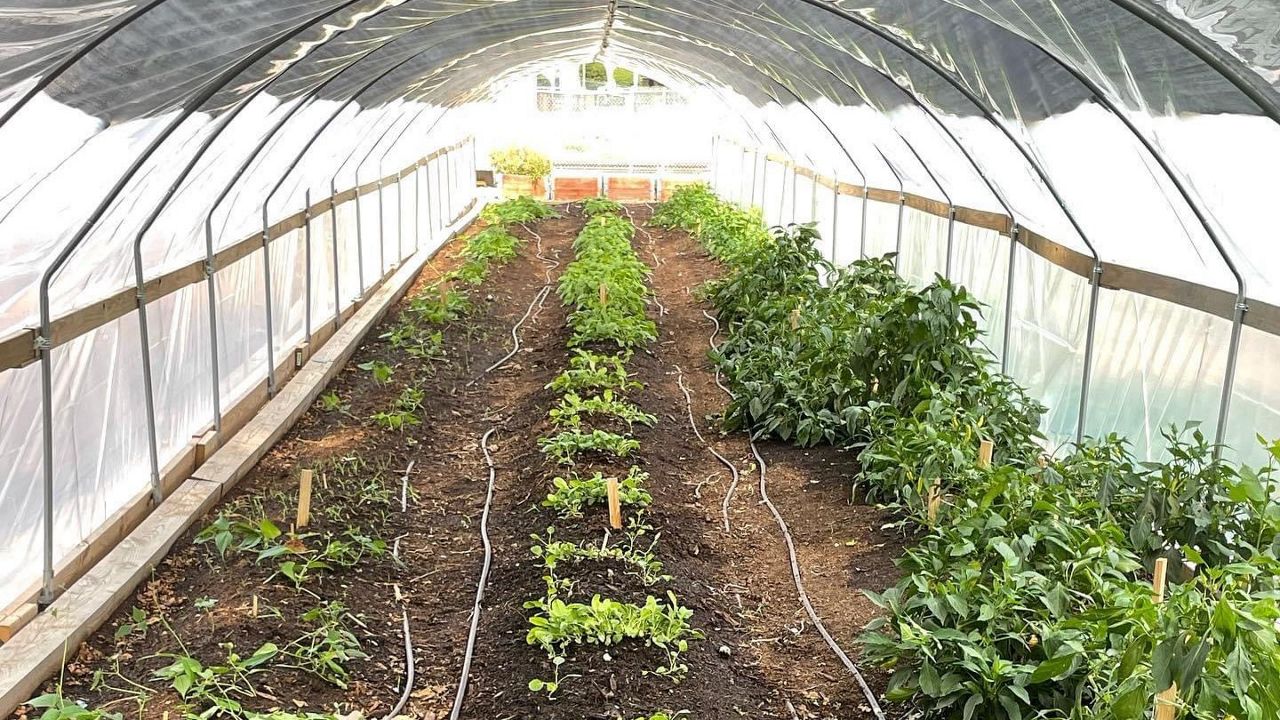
[[944, 205, 956, 279], [354, 179, 366, 296], [778, 162, 787, 225], [396, 173, 405, 264], [760, 156, 770, 222], [260, 206, 278, 396], [830, 175, 839, 263], [709, 135, 718, 192], [130, 246, 164, 506], [1214, 301, 1247, 454], [1077, 262, 1103, 444], [1151, 557, 1179, 720], [203, 219, 223, 432], [859, 185, 869, 259], [413, 161, 421, 253], [38, 332, 53, 605], [789, 164, 798, 224], [376, 178, 386, 276], [749, 149, 760, 207], [444, 151, 453, 223], [893, 192, 906, 273], [303, 189, 313, 344], [1001, 225, 1019, 374], [329, 179, 341, 327], [738, 147, 748, 206]]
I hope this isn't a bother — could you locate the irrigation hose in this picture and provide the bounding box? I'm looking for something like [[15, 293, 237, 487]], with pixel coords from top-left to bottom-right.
[[383, 464, 417, 720], [466, 223, 558, 385], [702, 307, 886, 720], [381, 610, 416, 720], [674, 366, 740, 532], [449, 427, 498, 720], [702, 310, 740, 520]]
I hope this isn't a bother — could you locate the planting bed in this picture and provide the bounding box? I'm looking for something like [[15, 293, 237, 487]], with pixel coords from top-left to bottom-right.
[[13, 198, 904, 720]]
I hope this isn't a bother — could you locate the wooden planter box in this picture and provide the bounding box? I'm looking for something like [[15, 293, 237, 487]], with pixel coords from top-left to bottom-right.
[[501, 174, 546, 199], [605, 176, 654, 202], [552, 177, 601, 201]]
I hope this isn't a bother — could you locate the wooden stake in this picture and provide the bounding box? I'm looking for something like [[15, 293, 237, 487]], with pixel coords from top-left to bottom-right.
[[1152, 557, 1168, 603], [926, 479, 942, 523], [1151, 557, 1179, 720], [789, 307, 801, 330], [599, 283, 609, 306], [296, 469, 313, 528], [250, 595, 258, 619], [606, 477, 623, 530], [978, 439, 994, 469]]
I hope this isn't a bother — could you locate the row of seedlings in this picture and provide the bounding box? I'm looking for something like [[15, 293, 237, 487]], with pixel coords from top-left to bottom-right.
[[524, 197, 697, 720], [654, 184, 1280, 720], [24, 197, 552, 720]]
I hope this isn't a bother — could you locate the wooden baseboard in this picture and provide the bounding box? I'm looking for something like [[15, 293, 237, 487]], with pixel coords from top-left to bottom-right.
[[0, 201, 481, 717]]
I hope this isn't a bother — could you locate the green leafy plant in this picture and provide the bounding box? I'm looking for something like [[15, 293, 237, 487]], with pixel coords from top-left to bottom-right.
[[490, 146, 551, 177], [549, 389, 656, 429], [582, 196, 623, 217], [282, 603, 367, 688], [356, 360, 393, 384], [525, 592, 702, 692], [546, 349, 641, 394], [26, 688, 123, 720], [461, 225, 520, 266], [112, 606, 150, 641], [318, 391, 345, 413], [542, 467, 651, 518], [538, 429, 640, 465], [480, 195, 558, 225], [154, 642, 278, 718], [531, 526, 669, 589]]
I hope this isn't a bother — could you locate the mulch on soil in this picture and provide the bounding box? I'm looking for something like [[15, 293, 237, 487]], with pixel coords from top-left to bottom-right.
[[13, 203, 908, 720]]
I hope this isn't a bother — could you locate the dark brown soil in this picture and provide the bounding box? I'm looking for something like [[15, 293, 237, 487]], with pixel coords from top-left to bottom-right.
[[13, 203, 907, 720]]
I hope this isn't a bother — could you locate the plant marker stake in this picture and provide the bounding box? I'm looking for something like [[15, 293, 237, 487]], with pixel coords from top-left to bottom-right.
[[607, 477, 623, 530], [1152, 557, 1179, 720], [926, 479, 941, 523], [296, 470, 314, 528], [599, 282, 609, 307], [978, 439, 994, 469], [251, 595, 258, 619]]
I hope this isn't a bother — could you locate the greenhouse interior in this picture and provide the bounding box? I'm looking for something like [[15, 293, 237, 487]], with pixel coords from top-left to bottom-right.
[[1, 1, 1279, 719]]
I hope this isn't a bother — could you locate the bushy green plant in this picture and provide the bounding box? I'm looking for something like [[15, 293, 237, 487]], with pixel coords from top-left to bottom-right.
[[538, 429, 641, 465], [582, 196, 623, 217], [490, 146, 551, 177], [542, 467, 651, 518], [481, 195, 558, 225], [525, 592, 702, 693], [546, 349, 641, 394], [461, 225, 520, 265], [550, 389, 656, 429]]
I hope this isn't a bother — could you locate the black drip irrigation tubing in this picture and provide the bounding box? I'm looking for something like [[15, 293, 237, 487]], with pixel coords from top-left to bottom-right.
[[674, 366, 740, 532], [382, 460, 418, 720], [449, 426, 498, 719], [701, 307, 886, 720], [467, 222, 558, 385]]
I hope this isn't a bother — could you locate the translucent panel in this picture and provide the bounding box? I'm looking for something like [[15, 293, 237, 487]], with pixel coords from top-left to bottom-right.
[[897, 208, 948, 288], [1007, 246, 1091, 451], [832, 193, 866, 267], [950, 223, 1012, 360], [1225, 325, 1280, 467], [863, 200, 902, 259], [1088, 291, 1230, 460]]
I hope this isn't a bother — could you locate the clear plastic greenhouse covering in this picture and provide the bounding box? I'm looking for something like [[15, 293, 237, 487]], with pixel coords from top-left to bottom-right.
[[0, 0, 1278, 614]]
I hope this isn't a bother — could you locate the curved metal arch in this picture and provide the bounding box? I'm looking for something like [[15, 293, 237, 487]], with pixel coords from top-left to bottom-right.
[[776, 0, 1247, 447], [0, 0, 173, 130], [32, 0, 377, 606], [1101, 0, 1280, 125], [775, 0, 1106, 444]]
